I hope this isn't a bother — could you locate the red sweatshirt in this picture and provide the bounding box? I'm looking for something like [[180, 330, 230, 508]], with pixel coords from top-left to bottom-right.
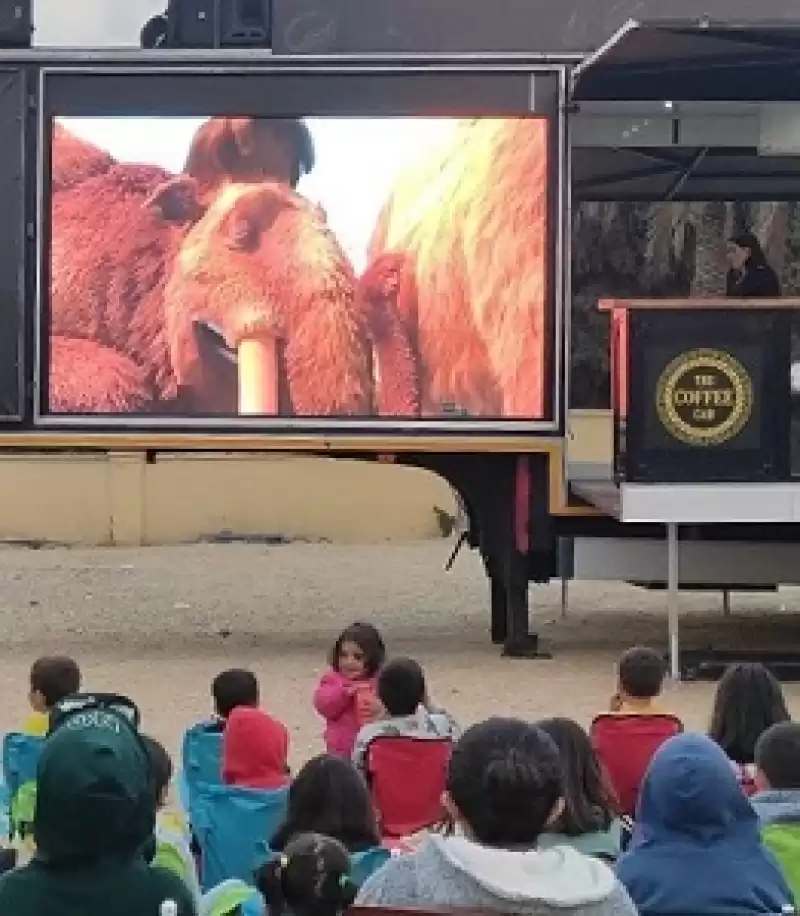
[[222, 706, 290, 790]]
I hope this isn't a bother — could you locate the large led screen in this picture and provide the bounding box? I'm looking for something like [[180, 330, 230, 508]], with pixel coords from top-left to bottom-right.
[[45, 115, 551, 422]]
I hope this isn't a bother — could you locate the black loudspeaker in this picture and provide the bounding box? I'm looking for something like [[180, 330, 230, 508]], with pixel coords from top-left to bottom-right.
[[163, 0, 270, 48], [167, 0, 216, 48], [0, 0, 32, 48], [221, 0, 270, 45]]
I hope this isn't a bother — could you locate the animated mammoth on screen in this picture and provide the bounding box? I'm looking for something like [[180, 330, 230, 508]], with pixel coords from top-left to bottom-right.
[[49, 116, 548, 419], [50, 116, 379, 415]]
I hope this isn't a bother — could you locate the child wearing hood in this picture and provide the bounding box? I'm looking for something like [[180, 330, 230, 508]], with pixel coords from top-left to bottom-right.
[[616, 732, 792, 916], [0, 701, 196, 915], [357, 716, 637, 916], [222, 706, 290, 790]]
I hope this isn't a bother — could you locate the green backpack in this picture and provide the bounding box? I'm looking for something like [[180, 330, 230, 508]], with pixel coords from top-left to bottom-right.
[[762, 822, 800, 905]]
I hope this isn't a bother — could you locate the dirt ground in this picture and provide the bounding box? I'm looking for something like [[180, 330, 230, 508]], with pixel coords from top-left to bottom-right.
[[2, 539, 800, 764]]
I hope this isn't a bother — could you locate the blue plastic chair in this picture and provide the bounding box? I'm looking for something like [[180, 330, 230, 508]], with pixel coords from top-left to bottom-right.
[[201, 879, 264, 916], [239, 894, 264, 916], [179, 724, 223, 821], [350, 846, 391, 886], [193, 783, 288, 890], [2, 734, 45, 839]]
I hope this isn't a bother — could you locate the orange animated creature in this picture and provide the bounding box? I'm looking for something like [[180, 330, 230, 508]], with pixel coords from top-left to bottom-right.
[[152, 177, 371, 416], [360, 117, 550, 419], [49, 118, 377, 416]]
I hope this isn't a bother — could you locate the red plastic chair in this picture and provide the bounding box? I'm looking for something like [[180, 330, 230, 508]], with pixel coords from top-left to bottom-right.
[[590, 713, 683, 817], [366, 736, 452, 839]]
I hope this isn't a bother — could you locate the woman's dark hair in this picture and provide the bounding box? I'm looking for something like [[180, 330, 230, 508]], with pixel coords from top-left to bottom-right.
[[270, 755, 380, 853], [538, 717, 617, 836], [709, 662, 790, 764], [729, 231, 768, 267], [255, 833, 357, 916], [447, 717, 563, 847], [329, 622, 386, 677]]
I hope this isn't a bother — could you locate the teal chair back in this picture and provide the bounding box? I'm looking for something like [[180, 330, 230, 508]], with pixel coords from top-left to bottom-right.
[[350, 846, 391, 885], [193, 783, 288, 890], [202, 878, 264, 916], [2, 733, 45, 839], [179, 723, 223, 820]]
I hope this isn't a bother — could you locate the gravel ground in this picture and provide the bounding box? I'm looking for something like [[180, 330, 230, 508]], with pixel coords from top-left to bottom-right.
[[1, 539, 800, 764]]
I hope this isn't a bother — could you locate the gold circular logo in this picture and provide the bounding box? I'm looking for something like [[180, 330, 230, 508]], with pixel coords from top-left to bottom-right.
[[655, 349, 753, 446]]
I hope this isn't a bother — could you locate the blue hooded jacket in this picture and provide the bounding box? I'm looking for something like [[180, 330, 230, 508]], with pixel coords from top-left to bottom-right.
[[616, 733, 792, 916]]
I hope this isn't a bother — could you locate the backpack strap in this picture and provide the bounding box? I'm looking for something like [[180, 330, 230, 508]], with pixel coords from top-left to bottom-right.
[[49, 694, 141, 735]]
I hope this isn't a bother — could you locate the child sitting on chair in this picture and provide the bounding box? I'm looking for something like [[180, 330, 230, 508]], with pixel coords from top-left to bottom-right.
[[256, 833, 357, 916], [142, 735, 201, 906], [352, 657, 460, 781], [590, 646, 682, 817], [22, 656, 81, 736]]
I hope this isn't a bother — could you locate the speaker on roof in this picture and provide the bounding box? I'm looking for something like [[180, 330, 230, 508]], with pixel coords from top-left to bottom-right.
[[0, 0, 32, 48], [221, 0, 270, 45], [141, 0, 271, 49], [168, 0, 217, 48]]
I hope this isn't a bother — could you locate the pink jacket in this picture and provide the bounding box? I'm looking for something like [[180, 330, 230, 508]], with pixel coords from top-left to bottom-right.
[[313, 669, 375, 757]]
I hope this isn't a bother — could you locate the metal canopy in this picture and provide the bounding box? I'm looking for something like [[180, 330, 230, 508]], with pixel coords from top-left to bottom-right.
[[572, 19, 800, 102], [573, 146, 800, 201]]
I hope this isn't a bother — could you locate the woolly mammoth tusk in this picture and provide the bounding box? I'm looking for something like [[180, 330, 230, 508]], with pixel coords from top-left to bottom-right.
[[238, 334, 279, 415]]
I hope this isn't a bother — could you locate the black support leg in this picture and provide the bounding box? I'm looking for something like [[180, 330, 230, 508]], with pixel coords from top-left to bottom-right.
[[502, 548, 551, 659], [490, 573, 507, 645]]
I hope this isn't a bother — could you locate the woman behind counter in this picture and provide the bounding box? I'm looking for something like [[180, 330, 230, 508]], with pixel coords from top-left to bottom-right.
[[726, 230, 781, 298]]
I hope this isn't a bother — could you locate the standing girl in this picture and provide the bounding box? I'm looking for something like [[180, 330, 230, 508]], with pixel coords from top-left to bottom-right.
[[314, 622, 386, 757]]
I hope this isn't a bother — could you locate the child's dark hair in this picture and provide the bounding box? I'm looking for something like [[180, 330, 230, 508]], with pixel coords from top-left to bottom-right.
[[447, 717, 563, 847], [30, 656, 81, 708], [538, 717, 618, 835], [330, 622, 385, 677], [618, 646, 666, 699], [710, 662, 790, 764], [212, 668, 259, 719], [255, 833, 357, 916], [271, 754, 380, 854], [755, 722, 800, 790], [141, 734, 173, 800], [377, 657, 426, 716]]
